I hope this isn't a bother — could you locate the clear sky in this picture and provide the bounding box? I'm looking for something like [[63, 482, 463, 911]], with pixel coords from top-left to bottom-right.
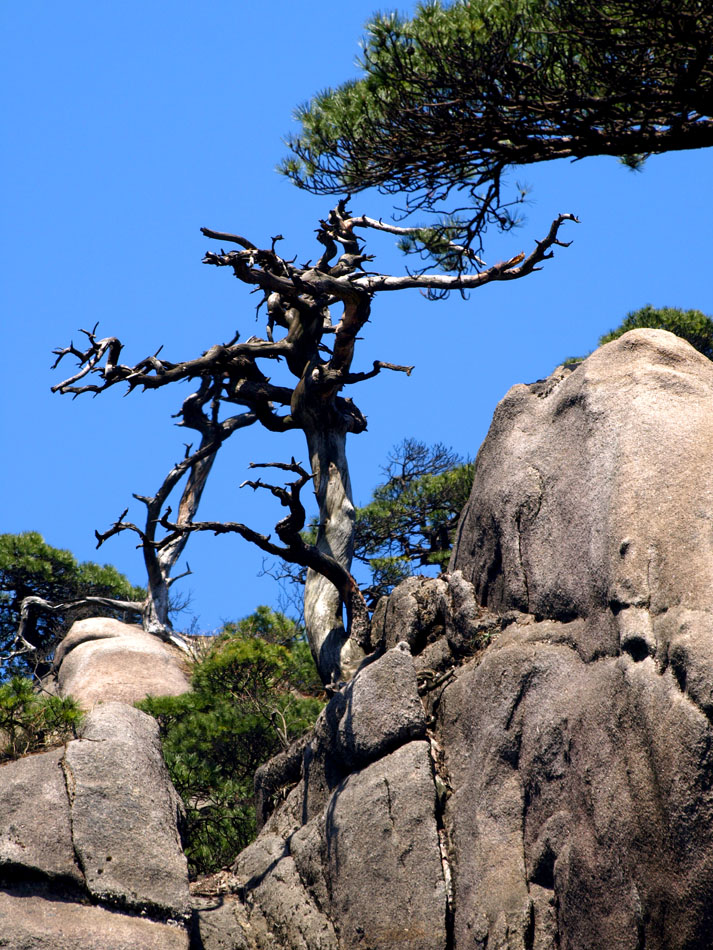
[[2, 2, 711, 633]]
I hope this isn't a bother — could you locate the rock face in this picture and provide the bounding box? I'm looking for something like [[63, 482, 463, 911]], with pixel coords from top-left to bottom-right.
[[51, 617, 191, 708], [0, 613, 196, 949], [438, 618, 713, 949], [192, 643, 449, 950], [63, 703, 190, 917], [440, 329, 713, 948], [207, 330, 713, 949], [0, 886, 190, 950], [451, 328, 713, 633], [13, 328, 713, 949], [0, 703, 191, 949]]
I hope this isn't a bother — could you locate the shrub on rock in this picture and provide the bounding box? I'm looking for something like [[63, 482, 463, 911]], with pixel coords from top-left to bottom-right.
[[138, 608, 324, 876], [0, 676, 83, 761]]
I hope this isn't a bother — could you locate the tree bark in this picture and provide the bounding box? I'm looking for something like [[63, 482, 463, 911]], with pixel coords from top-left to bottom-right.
[[143, 445, 218, 635], [303, 424, 365, 685]]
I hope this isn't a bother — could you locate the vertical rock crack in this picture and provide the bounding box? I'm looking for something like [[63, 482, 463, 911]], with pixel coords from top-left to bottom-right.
[[429, 735, 455, 950]]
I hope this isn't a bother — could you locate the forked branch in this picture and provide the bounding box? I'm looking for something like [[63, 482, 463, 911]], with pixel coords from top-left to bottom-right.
[[158, 459, 370, 651]]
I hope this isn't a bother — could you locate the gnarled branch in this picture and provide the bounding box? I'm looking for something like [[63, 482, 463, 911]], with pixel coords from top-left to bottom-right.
[[159, 459, 371, 654]]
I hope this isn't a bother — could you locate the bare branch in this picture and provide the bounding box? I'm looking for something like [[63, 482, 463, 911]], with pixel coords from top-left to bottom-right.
[[166, 563, 192, 589], [52, 332, 292, 397], [51, 334, 128, 394], [51, 200, 577, 682], [14, 594, 145, 663], [159, 457, 371, 651], [95, 509, 145, 548], [283, 0, 713, 262], [343, 360, 414, 385], [355, 214, 579, 293], [159, 508, 287, 558], [247, 458, 312, 477], [347, 214, 486, 266], [200, 227, 257, 250], [347, 215, 425, 236]]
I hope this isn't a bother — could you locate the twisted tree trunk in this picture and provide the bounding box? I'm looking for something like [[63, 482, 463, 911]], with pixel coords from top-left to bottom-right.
[[304, 425, 365, 684]]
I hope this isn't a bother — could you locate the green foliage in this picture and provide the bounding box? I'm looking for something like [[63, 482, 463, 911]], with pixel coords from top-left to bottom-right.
[[395, 217, 500, 273], [282, 0, 713, 266], [618, 154, 648, 172], [0, 676, 84, 761], [0, 532, 145, 679], [279, 441, 474, 607], [283, 0, 542, 187], [138, 608, 323, 877], [354, 440, 473, 603], [599, 306, 713, 359]]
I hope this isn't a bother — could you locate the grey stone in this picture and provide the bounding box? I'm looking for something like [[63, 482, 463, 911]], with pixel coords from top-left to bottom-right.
[[232, 834, 338, 950], [211, 331, 713, 950], [380, 576, 451, 653], [0, 885, 189, 950], [377, 572, 500, 661], [334, 642, 427, 767], [442, 568, 501, 654], [439, 618, 713, 950], [654, 606, 713, 718], [289, 818, 331, 915], [15, 328, 713, 950], [236, 742, 447, 950], [63, 702, 190, 919], [436, 333, 713, 947], [192, 897, 256, 950], [300, 716, 346, 826], [452, 329, 713, 629], [258, 781, 305, 841], [412, 635, 454, 675], [0, 748, 82, 886], [368, 595, 389, 651], [300, 643, 427, 823], [321, 740, 447, 950], [54, 617, 191, 708], [254, 734, 310, 832]]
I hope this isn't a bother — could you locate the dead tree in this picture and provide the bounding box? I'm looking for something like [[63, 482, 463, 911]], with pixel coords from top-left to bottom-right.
[[53, 201, 576, 684]]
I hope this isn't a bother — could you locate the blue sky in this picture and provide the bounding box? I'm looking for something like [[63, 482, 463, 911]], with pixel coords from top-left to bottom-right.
[[2, 2, 711, 632]]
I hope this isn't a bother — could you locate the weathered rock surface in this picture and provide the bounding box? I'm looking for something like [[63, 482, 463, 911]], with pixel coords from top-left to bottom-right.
[[214, 331, 713, 949], [190, 894, 255, 950], [438, 329, 713, 948], [325, 640, 427, 769], [371, 571, 500, 660], [64, 702, 191, 918], [438, 619, 713, 949], [225, 740, 447, 950], [0, 704, 191, 949], [52, 617, 191, 707], [0, 886, 190, 950], [0, 747, 82, 887], [451, 329, 713, 632], [300, 642, 428, 825], [194, 645, 447, 950], [232, 833, 338, 950], [309, 740, 447, 950]]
